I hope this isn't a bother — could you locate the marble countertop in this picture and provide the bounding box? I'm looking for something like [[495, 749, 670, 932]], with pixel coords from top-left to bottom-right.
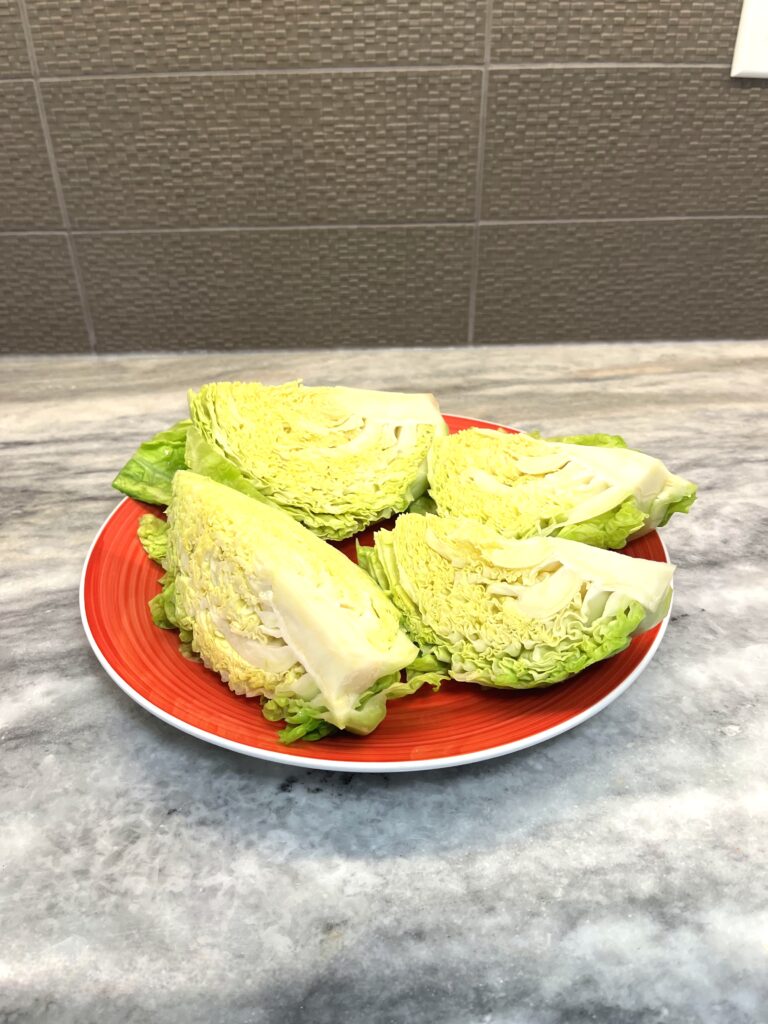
[[2, 341, 766, 1024]]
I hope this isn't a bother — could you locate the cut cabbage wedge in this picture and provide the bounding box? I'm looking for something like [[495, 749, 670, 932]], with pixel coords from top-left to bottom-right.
[[357, 513, 675, 691], [184, 380, 447, 539], [113, 382, 447, 539], [427, 429, 696, 549], [140, 471, 421, 743]]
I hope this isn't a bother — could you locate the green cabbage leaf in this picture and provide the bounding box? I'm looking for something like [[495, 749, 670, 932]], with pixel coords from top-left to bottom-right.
[[112, 420, 191, 505], [547, 433, 628, 448]]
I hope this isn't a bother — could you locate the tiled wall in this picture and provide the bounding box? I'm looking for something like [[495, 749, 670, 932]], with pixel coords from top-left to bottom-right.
[[1, 0, 766, 353]]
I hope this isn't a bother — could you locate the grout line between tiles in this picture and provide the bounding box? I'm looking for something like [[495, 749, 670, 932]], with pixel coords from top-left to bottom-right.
[[14, 0, 38, 77], [480, 214, 768, 226], [62, 222, 477, 235], [25, 62, 734, 84], [63, 234, 98, 351], [2, 213, 768, 241], [0, 229, 69, 236], [467, 0, 494, 345], [490, 61, 732, 71], [15, 0, 98, 353], [40, 64, 481, 83]]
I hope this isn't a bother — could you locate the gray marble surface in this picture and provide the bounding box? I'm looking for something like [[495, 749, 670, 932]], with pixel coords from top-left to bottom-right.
[[1, 341, 767, 1024]]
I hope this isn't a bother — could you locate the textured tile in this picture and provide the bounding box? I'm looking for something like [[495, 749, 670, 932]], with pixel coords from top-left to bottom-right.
[[475, 220, 768, 344], [483, 70, 768, 220], [0, 81, 62, 229], [27, 0, 485, 74], [77, 227, 473, 351], [0, 0, 30, 76], [44, 72, 480, 229], [0, 235, 88, 353], [492, 0, 743, 62]]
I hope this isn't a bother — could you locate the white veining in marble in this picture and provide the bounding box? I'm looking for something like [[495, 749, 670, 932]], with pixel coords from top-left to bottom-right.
[[1, 341, 766, 1024]]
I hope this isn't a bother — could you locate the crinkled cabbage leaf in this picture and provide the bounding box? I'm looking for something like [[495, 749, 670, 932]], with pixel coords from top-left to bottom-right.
[[112, 420, 191, 506], [357, 513, 675, 691], [427, 429, 696, 549], [139, 471, 420, 743]]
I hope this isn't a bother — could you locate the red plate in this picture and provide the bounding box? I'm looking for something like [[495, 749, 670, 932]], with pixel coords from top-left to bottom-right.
[[80, 415, 671, 772]]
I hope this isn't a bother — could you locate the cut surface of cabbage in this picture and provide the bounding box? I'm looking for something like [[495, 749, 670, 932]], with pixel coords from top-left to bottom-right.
[[426, 429, 696, 549], [140, 471, 420, 743], [357, 513, 675, 691], [185, 380, 448, 539]]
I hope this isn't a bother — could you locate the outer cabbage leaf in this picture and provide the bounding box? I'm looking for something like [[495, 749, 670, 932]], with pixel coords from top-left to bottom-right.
[[358, 513, 675, 690], [137, 513, 169, 562], [263, 669, 428, 744], [643, 474, 698, 534], [138, 515, 192, 648], [427, 429, 696, 549], [405, 493, 438, 516], [145, 471, 420, 742], [112, 420, 191, 505], [555, 498, 647, 549], [547, 433, 628, 448], [187, 380, 448, 539]]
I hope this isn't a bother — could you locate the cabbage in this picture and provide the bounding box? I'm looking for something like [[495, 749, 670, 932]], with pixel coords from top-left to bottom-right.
[[136, 514, 169, 563], [185, 381, 446, 539], [140, 471, 420, 742], [357, 513, 675, 690], [114, 381, 447, 541], [547, 432, 628, 448], [112, 420, 191, 506], [427, 429, 696, 549]]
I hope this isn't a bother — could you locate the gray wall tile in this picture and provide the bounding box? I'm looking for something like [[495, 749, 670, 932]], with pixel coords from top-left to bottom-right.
[[475, 220, 768, 344], [28, 0, 485, 74], [492, 0, 742, 63], [3, 5, 766, 354], [0, 235, 88, 353], [483, 70, 768, 220], [0, 0, 30, 77], [0, 81, 62, 229], [77, 227, 473, 351], [44, 72, 480, 229]]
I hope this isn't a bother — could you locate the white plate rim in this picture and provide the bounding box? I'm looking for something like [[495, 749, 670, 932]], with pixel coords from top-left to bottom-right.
[[80, 418, 673, 774]]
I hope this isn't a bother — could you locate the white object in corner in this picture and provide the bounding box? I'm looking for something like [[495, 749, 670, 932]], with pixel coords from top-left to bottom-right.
[[732, 0, 768, 78]]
